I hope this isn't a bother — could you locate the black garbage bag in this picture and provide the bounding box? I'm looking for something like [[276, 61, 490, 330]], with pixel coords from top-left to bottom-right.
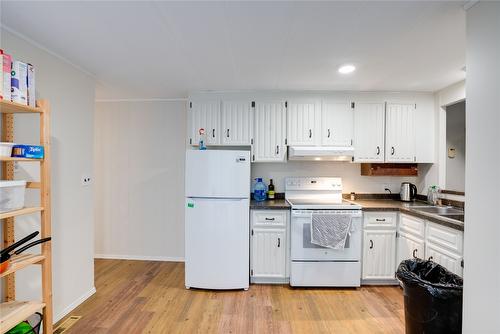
[[396, 259, 463, 334]]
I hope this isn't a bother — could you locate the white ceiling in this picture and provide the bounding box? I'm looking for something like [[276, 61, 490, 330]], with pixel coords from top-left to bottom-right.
[[1, 1, 466, 99]]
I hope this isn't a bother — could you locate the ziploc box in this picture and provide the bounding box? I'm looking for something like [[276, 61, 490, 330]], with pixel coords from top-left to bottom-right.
[[11, 145, 44, 159], [27, 63, 35, 106], [1, 50, 12, 101], [11, 60, 28, 105]]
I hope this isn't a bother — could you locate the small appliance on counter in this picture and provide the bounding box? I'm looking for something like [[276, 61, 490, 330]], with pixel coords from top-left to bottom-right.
[[400, 182, 417, 202]]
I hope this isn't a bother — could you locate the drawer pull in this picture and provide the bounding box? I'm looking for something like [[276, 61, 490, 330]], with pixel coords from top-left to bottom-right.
[[412, 249, 418, 258], [277, 238, 281, 248], [375, 218, 386, 222], [428, 256, 433, 261], [369, 240, 374, 249], [265, 217, 275, 221]]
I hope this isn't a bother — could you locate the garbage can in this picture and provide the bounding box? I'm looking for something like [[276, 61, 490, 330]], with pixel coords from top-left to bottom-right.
[[396, 259, 463, 334]]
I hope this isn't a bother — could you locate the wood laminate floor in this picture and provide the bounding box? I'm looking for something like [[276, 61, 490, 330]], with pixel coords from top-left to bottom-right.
[[57, 259, 405, 333]]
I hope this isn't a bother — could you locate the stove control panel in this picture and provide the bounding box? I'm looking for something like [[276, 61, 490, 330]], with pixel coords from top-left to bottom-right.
[[285, 177, 342, 191]]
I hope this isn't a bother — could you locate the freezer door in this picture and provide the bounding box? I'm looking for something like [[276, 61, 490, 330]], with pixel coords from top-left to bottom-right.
[[185, 197, 249, 290], [185, 150, 250, 198]]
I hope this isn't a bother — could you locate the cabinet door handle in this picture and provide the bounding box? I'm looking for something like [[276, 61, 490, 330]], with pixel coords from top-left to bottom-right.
[[226, 129, 230, 138], [428, 256, 433, 261], [277, 238, 281, 248], [413, 249, 418, 258], [391, 146, 395, 155], [212, 129, 215, 138], [265, 217, 275, 221], [376, 146, 380, 155], [375, 218, 386, 222], [327, 129, 331, 138], [276, 145, 279, 155], [369, 240, 374, 249], [309, 129, 312, 138]]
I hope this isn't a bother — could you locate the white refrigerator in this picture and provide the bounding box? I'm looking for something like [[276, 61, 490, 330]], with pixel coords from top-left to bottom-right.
[[185, 150, 250, 290]]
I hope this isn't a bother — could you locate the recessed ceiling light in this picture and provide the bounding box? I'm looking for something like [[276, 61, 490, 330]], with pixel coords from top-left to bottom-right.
[[338, 64, 356, 74]]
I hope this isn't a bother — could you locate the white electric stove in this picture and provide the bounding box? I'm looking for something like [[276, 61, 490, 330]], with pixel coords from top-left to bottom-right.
[[286, 177, 362, 287]]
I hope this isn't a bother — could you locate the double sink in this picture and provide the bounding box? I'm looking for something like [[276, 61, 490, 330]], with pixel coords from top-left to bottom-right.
[[406, 204, 465, 222]]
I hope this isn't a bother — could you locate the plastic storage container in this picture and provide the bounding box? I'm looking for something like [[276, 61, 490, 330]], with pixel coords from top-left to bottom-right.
[[0, 180, 27, 213], [396, 258, 463, 334], [253, 178, 267, 202], [6, 312, 42, 334], [0, 142, 15, 157]]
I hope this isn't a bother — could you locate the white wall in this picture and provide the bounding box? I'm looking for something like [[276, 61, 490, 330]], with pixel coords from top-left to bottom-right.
[[252, 162, 418, 194], [1, 29, 95, 321], [434, 80, 466, 189], [463, 2, 500, 333], [94, 101, 186, 261], [445, 101, 465, 192]]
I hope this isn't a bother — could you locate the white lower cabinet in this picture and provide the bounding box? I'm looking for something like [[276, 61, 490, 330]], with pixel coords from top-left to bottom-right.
[[396, 232, 425, 267], [362, 230, 397, 280], [362, 213, 397, 282], [251, 228, 286, 278], [425, 221, 464, 276], [250, 210, 289, 283], [396, 214, 425, 267], [363, 212, 464, 284], [425, 243, 463, 276]]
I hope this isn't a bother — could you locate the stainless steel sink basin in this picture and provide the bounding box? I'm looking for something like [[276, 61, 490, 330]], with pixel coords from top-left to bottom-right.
[[414, 206, 464, 215]]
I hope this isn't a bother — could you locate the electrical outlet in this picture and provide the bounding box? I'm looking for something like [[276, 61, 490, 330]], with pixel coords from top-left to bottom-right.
[[81, 175, 92, 186]]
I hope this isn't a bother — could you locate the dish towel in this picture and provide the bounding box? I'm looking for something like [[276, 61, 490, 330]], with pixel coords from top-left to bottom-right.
[[311, 214, 352, 249]]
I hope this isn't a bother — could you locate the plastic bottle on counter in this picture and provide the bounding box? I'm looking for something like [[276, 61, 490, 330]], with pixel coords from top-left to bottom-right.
[[253, 178, 267, 202], [198, 128, 207, 150]]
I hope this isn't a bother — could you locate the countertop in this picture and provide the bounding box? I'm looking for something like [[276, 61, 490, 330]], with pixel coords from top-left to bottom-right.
[[347, 199, 464, 231], [250, 199, 290, 209], [250, 198, 464, 231]]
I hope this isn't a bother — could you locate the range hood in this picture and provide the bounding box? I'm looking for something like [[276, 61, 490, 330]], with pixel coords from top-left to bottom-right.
[[288, 146, 354, 161]]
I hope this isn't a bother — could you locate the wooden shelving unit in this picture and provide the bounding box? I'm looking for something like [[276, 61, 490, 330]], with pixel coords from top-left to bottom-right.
[[1, 99, 53, 334]]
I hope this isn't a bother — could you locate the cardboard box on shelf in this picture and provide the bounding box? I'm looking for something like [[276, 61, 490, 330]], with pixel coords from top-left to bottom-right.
[[27, 63, 35, 106], [11, 60, 28, 105]]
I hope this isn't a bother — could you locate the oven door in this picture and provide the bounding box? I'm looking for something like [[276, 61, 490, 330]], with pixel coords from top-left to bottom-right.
[[291, 209, 362, 261]]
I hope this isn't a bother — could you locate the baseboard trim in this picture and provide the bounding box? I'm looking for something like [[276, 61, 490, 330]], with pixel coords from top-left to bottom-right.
[[54, 287, 96, 323], [94, 254, 185, 262]]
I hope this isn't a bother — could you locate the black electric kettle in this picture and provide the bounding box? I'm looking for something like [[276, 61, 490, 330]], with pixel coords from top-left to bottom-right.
[[400, 182, 417, 202]]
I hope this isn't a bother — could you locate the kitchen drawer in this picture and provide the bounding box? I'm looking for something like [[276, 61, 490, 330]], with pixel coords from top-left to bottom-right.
[[252, 210, 287, 227], [426, 221, 463, 254], [399, 214, 425, 238], [364, 212, 397, 229]]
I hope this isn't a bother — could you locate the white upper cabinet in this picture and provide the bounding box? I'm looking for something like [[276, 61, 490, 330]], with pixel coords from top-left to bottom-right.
[[321, 101, 354, 146], [221, 100, 253, 146], [354, 103, 385, 162], [385, 103, 416, 162], [253, 100, 287, 162], [286, 99, 321, 146], [188, 99, 221, 146]]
